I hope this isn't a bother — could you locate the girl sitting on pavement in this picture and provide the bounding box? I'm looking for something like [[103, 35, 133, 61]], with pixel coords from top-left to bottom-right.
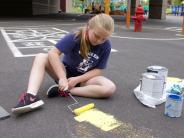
[[12, 13, 116, 114]]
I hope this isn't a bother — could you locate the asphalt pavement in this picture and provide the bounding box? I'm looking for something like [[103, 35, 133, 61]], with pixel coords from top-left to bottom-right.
[[0, 14, 184, 138]]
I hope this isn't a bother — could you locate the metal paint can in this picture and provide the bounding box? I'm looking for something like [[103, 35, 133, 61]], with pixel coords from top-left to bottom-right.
[[164, 94, 183, 117], [140, 73, 165, 99], [147, 65, 168, 81]]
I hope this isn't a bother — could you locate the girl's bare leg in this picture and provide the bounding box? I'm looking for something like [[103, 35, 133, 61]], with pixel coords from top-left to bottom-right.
[[26, 53, 58, 95], [70, 76, 116, 98]]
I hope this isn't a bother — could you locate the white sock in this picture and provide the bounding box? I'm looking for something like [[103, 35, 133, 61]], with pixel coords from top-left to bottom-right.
[[27, 91, 37, 96]]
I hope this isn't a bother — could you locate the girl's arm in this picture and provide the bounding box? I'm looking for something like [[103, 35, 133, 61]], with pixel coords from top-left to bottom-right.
[[77, 69, 103, 83], [68, 69, 103, 89], [48, 47, 68, 90]]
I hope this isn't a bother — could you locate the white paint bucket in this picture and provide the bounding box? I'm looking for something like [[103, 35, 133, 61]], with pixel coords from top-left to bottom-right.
[[147, 65, 168, 81], [165, 94, 183, 117], [140, 73, 165, 99]]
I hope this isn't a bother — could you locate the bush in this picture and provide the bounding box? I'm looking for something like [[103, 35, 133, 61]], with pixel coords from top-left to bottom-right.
[[166, 8, 172, 14]]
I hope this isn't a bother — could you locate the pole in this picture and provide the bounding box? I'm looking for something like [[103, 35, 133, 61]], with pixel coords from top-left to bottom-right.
[[104, 0, 110, 15], [136, 0, 140, 7], [182, 16, 184, 35], [126, 0, 131, 28]]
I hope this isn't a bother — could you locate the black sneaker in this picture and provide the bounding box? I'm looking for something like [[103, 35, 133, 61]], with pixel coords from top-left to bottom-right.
[[47, 84, 69, 98], [12, 92, 44, 114]]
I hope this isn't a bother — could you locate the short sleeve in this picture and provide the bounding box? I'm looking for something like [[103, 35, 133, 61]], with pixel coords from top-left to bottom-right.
[[95, 41, 111, 69], [55, 33, 76, 54]]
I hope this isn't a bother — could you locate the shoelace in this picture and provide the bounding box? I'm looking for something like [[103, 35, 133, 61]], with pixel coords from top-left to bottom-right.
[[58, 90, 69, 97]]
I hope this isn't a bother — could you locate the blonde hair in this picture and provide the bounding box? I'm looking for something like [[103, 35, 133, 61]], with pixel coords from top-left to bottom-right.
[[75, 13, 114, 59]]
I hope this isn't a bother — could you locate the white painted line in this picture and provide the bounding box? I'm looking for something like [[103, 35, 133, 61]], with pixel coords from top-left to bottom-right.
[[111, 49, 117, 52], [0, 23, 86, 29], [11, 31, 66, 42], [52, 28, 69, 33], [115, 25, 169, 31], [176, 28, 181, 31], [111, 35, 184, 41], [1, 29, 22, 57], [48, 39, 57, 44], [17, 54, 37, 57], [176, 33, 184, 36], [7, 40, 52, 42], [164, 27, 179, 30], [17, 46, 53, 49]]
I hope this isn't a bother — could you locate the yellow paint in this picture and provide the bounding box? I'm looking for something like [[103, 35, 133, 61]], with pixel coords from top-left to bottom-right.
[[74, 119, 154, 138], [74, 108, 121, 131], [74, 103, 94, 116], [167, 77, 182, 83]]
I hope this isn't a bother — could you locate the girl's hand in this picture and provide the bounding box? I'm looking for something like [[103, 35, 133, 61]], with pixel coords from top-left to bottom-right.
[[68, 77, 80, 89], [58, 78, 68, 91]]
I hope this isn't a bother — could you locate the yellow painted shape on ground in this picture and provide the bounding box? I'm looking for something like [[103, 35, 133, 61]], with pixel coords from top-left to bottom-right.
[[74, 108, 122, 131], [167, 77, 182, 83]]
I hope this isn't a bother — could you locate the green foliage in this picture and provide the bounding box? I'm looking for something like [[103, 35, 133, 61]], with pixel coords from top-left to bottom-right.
[[72, 0, 86, 7], [72, 7, 83, 13], [172, 0, 182, 5], [166, 7, 172, 14]]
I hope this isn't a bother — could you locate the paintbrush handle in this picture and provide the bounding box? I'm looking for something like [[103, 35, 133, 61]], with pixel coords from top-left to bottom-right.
[[66, 91, 79, 104]]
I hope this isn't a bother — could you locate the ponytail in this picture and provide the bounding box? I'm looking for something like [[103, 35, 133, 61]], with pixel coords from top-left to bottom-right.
[[75, 27, 90, 59]]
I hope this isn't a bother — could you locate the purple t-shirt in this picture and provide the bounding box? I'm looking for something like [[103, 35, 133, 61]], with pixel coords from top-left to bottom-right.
[[55, 33, 111, 76]]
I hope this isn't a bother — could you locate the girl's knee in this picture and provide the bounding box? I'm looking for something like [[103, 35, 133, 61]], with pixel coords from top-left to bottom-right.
[[35, 53, 48, 63], [104, 82, 116, 97], [35, 53, 48, 59]]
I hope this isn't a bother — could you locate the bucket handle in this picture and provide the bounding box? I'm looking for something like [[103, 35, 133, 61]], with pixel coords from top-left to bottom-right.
[[162, 81, 166, 94], [140, 79, 142, 91]]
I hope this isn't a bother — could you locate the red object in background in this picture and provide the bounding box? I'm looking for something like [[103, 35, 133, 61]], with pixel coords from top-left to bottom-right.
[[60, 0, 66, 12], [132, 5, 145, 32]]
